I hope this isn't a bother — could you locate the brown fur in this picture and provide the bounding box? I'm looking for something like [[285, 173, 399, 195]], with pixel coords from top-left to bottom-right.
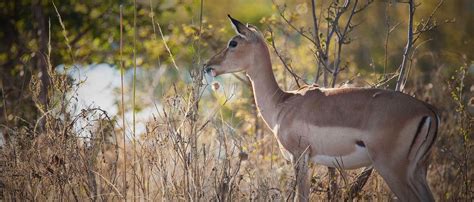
[[204, 16, 439, 202]]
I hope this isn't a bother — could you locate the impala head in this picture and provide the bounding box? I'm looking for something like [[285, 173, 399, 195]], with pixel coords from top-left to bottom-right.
[[204, 15, 265, 77]]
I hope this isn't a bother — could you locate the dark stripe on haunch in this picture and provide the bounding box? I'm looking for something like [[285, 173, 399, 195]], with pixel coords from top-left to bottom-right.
[[421, 119, 434, 159], [421, 115, 438, 159], [423, 106, 440, 158], [408, 116, 429, 156], [356, 140, 365, 147]]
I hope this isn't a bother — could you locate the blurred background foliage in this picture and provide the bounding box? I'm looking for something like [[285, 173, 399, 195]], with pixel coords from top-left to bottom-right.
[[1, 0, 473, 124], [0, 0, 472, 200]]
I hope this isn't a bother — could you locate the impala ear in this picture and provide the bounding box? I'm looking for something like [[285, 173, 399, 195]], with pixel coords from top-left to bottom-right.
[[228, 14, 253, 38]]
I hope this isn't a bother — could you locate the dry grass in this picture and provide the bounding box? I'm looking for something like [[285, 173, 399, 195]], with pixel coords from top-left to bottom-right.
[[0, 60, 472, 201], [0, 2, 472, 200]]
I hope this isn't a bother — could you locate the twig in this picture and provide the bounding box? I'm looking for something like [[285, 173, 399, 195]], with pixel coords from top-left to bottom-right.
[[272, 1, 318, 46], [401, 38, 433, 89], [149, 0, 157, 41], [132, 0, 137, 200], [119, 5, 127, 200], [310, 0, 324, 59], [268, 27, 305, 88], [332, 0, 361, 87], [346, 167, 373, 200], [395, 0, 415, 91], [412, 0, 445, 44], [311, 0, 327, 84], [396, 0, 445, 91], [156, 21, 179, 70], [92, 170, 124, 199], [383, 1, 391, 76], [322, 0, 350, 87], [52, 1, 75, 65]]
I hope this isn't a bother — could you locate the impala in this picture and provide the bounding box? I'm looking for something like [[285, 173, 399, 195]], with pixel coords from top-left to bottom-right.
[[204, 15, 439, 201]]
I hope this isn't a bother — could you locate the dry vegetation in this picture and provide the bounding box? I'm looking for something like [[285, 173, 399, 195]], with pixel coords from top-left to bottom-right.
[[0, 0, 472, 201], [1, 59, 472, 201]]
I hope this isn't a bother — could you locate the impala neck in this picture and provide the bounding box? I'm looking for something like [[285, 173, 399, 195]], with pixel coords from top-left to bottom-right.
[[246, 42, 285, 128]]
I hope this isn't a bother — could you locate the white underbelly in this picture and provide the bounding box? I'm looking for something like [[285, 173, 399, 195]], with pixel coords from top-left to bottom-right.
[[272, 124, 373, 169], [311, 145, 372, 169]]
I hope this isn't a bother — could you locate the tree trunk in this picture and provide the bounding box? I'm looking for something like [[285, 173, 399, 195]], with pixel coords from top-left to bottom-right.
[[32, 0, 51, 112]]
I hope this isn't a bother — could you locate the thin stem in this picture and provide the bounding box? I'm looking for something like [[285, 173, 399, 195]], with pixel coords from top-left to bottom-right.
[[311, 0, 325, 84], [268, 27, 304, 88], [310, 0, 321, 49], [132, 0, 137, 200], [332, 0, 358, 88], [149, 0, 156, 40], [395, 0, 415, 91], [119, 5, 127, 200], [383, 1, 391, 77], [156, 21, 179, 70], [271, 0, 320, 51], [197, 0, 204, 65]]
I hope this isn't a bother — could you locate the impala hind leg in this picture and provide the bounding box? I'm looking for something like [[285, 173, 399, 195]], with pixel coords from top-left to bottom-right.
[[406, 115, 437, 202], [369, 144, 434, 201], [407, 156, 434, 202], [371, 157, 419, 201]]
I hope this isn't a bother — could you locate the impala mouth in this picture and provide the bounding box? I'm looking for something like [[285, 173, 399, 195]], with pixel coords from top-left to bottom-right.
[[204, 67, 217, 77]]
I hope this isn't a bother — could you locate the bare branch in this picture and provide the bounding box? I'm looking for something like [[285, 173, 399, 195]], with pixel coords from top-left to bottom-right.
[[340, 0, 360, 40], [401, 38, 433, 89], [396, 0, 445, 91], [155, 21, 179, 70], [395, 0, 415, 91], [383, 1, 395, 77], [311, 0, 328, 84], [272, 0, 329, 83], [272, 1, 318, 46], [321, 0, 354, 86], [268, 27, 306, 88], [332, 0, 373, 87], [412, 0, 445, 44], [310, 0, 323, 52]]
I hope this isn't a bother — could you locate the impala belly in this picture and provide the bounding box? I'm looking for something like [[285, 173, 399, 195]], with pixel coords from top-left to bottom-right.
[[276, 123, 373, 169], [307, 126, 372, 169], [311, 145, 371, 169]]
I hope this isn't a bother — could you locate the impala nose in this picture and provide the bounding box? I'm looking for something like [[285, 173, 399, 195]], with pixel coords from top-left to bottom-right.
[[204, 65, 217, 77], [204, 66, 213, 74]]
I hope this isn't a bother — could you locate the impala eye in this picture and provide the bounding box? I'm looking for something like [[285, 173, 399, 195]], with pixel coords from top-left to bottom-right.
[[229, 40, 238, 48]]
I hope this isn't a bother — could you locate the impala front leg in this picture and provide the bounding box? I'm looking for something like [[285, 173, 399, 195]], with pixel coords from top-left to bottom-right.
[[292, 148, 310, 202]]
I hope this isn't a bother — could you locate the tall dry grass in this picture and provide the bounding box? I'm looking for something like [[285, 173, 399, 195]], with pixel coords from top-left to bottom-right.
[[0, 3, 472, 201], [0, 56, 471, 201]]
